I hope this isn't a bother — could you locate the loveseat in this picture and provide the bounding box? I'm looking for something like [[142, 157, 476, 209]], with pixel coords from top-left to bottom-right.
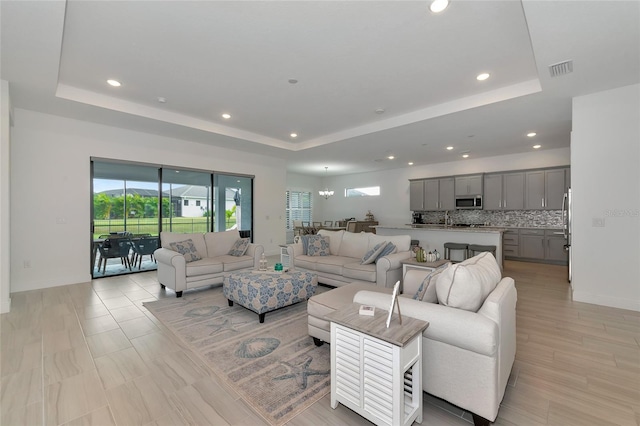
[[154, 230, 264, 297], [287, 229, 412, 288], [307, 252, 517, 425]]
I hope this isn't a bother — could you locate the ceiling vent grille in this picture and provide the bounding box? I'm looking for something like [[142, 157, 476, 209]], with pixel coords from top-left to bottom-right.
[[549, 60, 573, 77]]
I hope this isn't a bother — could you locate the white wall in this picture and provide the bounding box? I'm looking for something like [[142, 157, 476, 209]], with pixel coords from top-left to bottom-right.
[[571, 84, 640, 311], [10, 108, 287, 293], [1, 80, 11, 312], [314, 148, 570, 227]]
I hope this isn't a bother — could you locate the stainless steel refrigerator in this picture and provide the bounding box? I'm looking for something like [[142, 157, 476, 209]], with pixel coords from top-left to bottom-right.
[[562, 188, 572, 282]]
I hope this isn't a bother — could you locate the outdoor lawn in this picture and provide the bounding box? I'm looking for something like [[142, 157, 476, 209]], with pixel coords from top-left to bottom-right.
[[93, 217, 236, 238]]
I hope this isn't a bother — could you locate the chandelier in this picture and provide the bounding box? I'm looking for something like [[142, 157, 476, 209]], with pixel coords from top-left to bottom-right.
[[319, 166, 334, 199]]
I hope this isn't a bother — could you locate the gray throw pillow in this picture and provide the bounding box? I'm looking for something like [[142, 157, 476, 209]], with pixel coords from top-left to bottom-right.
[[361, 241, 387, 265], [374, 242, 396, 262], [228, 238, 250, 256], [169, 239, 202, 263]]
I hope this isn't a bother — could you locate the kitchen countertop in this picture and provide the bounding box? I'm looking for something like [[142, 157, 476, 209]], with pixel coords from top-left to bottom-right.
[[375, 224, 507, 233]]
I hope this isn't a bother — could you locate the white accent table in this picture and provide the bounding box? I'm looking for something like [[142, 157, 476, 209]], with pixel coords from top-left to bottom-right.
[[401, 258, 450, 278], [326, 303, 429, 426], [279, 244, 290, 268]]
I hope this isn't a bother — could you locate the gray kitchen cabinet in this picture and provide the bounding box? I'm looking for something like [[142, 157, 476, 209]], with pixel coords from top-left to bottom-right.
[[503, 172, 525, 210], [525, 171, 546, 210], [439, 177, 455, 210], [454, 175, 483, 196], [483, 174, 503, 210], [424, 179, 440, 210], [409, 180, 425, 211], [423, 178, 454, 211], [545, 169, 566, 210], [525, 168, 567, 210], [483, 172, 524, 210], [502, 229, 519, 257], [545, 230, 568, 262], [519, 229, 545, 259]]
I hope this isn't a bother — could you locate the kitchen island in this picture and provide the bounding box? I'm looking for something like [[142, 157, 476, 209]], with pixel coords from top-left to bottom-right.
[[375, 225, 506, 269]]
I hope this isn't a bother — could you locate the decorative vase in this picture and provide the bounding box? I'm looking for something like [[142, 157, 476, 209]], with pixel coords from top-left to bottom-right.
[[434, 249, 441, 261]]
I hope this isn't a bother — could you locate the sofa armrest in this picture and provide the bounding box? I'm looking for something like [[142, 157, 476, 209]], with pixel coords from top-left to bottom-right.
[[287, 242, 303, 266], [375, 251, 412, 288], [154, 247, 185, 269], [246, 243, 264, 268], [353, 290, 498, 356]]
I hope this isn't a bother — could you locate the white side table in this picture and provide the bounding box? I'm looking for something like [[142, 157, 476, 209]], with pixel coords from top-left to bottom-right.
[[279, 245, 290, 268], [401, 258, 450, 278], [326, 303, 429, 426]]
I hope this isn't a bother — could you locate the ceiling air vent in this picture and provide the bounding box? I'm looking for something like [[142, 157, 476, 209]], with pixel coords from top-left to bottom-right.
[[549, 60, 573, 77]]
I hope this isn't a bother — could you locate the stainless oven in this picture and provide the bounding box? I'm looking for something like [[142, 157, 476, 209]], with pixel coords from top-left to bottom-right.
[[455, 196, 482, 209]]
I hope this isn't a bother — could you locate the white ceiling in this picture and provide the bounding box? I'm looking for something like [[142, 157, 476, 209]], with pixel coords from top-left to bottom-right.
[[2, 1, 639, 176]]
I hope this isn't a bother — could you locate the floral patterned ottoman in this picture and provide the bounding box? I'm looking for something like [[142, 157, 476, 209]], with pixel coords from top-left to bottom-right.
[[223, 270, 318, 323]]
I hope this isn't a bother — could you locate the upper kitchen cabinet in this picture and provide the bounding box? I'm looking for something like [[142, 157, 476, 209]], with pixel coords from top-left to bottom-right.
[[423, 177, 454, 211], [483, 172, 524, 210], [409, 180, 425, 211], [525, 167, 568, 210], [455, 175, 483, 196]]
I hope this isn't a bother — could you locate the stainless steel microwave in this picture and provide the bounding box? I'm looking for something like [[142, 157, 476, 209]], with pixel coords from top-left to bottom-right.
[[455, 196, 482, 209]]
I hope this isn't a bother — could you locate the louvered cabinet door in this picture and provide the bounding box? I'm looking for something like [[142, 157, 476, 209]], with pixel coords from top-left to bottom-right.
[[330, 322, 423, 426]]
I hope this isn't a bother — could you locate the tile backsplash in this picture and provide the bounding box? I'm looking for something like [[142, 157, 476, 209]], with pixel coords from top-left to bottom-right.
[[417, 209, 563, 228]]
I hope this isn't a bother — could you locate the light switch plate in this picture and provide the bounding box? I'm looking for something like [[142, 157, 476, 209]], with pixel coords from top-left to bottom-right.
[[592, 217, 605, 227]]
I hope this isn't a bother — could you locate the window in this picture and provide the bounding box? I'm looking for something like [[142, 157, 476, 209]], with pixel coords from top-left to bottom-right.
[[184, 199, 189, 206], [345, 186, 380, 197], [196, 200, 201, 207], [286, 190, 312, 230]]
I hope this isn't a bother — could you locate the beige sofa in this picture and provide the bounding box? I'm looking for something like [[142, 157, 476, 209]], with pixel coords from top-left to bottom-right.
[[154, 230, 264, 297], [307, 252, 517, 425], [287, 229, 412, 288]]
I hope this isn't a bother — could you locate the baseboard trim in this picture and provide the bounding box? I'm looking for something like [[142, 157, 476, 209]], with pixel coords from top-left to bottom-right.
[[572, 289, 640, 312]]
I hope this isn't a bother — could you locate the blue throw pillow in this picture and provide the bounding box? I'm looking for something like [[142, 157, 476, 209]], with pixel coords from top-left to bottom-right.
[[300, 235, 310, 255], [361, 241, 387, 265], [374, 242, 396, 262]]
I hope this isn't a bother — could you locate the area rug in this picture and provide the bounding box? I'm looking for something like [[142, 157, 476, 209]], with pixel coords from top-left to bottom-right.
[[143, 286, 330, 425]]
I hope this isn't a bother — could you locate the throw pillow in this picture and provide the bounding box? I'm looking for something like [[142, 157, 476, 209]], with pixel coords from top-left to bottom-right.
[[436, 252, 502, 311], [412, 264, 449, 302], [300, 235, 310, 255], [361, 241, 387, 265], [228, 238, 250, 256], [169, 239, 202, 263], [307, 235, 330, 256], [374, 242, 396, 262]]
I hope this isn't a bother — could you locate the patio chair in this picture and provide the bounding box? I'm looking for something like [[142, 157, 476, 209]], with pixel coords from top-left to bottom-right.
[[323, 220, 333, 227], [131, 236, 159, 269], [97, 237, 132, 273]]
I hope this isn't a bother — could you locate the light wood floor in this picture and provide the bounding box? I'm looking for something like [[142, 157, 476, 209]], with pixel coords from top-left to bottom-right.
[[1, 260, 638, 425]]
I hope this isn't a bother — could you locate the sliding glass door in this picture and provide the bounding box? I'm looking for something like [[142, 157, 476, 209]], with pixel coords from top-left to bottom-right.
[[91, 159, 253, 278]]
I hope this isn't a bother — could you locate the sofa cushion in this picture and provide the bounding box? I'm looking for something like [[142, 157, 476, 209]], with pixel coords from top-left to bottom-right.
[[294, 255, 318, 271], [204, 230, 241, 257], [228, 238, 250, 256], [338, 231, 369, 259], [169, 239, 203, 263], [436, 252, 501, 312], [307, 235, 331, 256], [185, 257, 223, 276], [368, 233, 411, 253], [307, 281, 391, 320], [375, 242, 396, 262], [343, 262, 377, 282], [361, 241, 387, 264], [412, 264, 448, 302], [315, 256, 358, 275], [318, 229, 345, 255], [162, 232, 207, 258], [218, 254, 255, 271]]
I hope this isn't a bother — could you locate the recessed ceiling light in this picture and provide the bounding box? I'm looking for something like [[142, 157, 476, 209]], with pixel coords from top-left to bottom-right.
[[388, 155, 395, 160], [476, 73, 490, 81], [375, 108, 385, 114], [533, 144, 542, 149], [408, 162, 414, 166], [157, 97, 166, 103], [290, 133, 298, 138], [527, 132, 537, 137], [222, 113, 231, 119], [107, 79, 121, 87], [462, 154, 470, 158], [429, 0, 449, 13], [446, 146, 454, 150]]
